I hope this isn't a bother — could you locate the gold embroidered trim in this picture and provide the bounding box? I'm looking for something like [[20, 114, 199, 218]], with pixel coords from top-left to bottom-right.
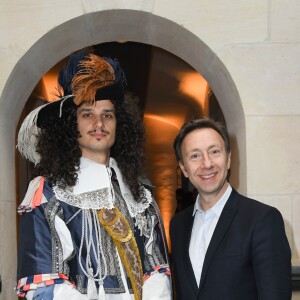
[[98, 208, 133, 243], [98, 207, 143, 300]]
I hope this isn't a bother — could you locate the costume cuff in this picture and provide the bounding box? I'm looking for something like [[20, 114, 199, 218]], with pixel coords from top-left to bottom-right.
[[16, 273, 75, 297], [143, 264, 171, 281]]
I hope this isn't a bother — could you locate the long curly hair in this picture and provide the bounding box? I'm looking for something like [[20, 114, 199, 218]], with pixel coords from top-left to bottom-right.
[[33, 93, 146, 201], [111, 93, 146, 199]]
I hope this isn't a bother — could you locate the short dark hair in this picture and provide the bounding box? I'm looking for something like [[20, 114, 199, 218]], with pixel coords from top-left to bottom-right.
[[173, 118, 231, 162]]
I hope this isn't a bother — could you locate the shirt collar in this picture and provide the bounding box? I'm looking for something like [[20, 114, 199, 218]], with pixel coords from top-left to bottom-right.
[[73, 156, 111, 195], [192, 184, 232, 217]]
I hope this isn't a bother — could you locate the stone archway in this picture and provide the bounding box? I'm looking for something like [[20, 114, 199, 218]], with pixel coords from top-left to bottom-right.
[[0, 9, 245, 298]]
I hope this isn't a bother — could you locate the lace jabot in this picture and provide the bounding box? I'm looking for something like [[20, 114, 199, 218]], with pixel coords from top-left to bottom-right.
[[53, 157, 152, 216]]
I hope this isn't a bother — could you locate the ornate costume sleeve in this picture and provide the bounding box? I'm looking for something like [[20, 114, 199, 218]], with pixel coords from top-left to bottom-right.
[[16, 178, 78, 298], [142, 201, 172, 300]]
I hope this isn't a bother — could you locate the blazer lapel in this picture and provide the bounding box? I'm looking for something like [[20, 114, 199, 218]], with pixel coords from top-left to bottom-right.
[[198, 189, 239, 290], [182, 207, 199, 292]]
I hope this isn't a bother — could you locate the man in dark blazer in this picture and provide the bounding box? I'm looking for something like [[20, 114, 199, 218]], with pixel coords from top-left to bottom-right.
[[170, 118, 291, 300]]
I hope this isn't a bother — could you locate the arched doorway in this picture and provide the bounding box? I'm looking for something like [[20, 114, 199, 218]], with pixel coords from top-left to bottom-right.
[[0, 9, 245, 298]]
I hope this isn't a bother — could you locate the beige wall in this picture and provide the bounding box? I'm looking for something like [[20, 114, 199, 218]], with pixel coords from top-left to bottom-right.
[[0, 1, 299, 299]]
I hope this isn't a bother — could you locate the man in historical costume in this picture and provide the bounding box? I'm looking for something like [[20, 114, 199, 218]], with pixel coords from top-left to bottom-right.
[[16, 50, 171, 300]]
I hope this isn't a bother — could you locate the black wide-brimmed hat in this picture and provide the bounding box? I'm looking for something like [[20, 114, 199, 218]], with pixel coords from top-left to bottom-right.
[[38, 49, 126, 128]]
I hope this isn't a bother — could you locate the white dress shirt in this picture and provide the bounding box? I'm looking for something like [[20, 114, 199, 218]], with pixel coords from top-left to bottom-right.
[[189, 185, 232, 286]]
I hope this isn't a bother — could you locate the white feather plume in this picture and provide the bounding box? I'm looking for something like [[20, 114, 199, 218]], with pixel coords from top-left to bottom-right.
[[16, 103, 49, 165]]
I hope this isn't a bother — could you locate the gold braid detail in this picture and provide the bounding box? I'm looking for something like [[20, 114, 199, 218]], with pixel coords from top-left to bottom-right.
[[98, 207, 143, 300]]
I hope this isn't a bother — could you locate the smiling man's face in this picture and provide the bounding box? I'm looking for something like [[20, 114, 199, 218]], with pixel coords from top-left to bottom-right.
[[179, 127, 231, 207]]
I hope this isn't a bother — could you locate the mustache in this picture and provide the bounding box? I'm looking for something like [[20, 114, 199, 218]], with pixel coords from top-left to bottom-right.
[[88, 129, 109, 134]]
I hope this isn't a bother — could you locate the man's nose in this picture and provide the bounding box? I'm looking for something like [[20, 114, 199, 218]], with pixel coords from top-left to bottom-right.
[[93, 116, 103, 128], [201, 153, 214, 168]]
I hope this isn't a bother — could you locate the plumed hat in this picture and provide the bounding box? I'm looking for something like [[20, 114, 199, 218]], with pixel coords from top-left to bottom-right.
[[17, 49, 126, 164]]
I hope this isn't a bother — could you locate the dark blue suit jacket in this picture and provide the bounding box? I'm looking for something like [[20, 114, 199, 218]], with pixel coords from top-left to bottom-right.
[[170, 189, 292, 300]]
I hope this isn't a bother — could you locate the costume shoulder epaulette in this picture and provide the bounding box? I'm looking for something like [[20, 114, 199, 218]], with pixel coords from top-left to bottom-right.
[[17, 176, 48, 214]]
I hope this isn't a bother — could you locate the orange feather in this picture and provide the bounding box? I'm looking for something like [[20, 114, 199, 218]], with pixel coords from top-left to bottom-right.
[[72, 54, 116, 105]]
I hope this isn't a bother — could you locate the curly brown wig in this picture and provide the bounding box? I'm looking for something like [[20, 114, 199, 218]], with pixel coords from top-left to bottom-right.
[[33, 93, 146, 201], [111, 93, 146, 200]]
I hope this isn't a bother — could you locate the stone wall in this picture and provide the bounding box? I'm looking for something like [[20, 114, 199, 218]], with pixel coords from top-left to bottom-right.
[[0, 1, 299, 298]]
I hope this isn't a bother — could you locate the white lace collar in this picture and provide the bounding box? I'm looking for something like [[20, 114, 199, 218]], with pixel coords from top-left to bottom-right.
[[53, 157, 152, 217]]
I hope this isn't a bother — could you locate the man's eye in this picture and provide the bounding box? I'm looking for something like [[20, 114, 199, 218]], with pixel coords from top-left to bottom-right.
[[190, 153, 201, 160], [209, 149, 221, 157], [103, 114, 113, 119], [82, 113, 93, 118]]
